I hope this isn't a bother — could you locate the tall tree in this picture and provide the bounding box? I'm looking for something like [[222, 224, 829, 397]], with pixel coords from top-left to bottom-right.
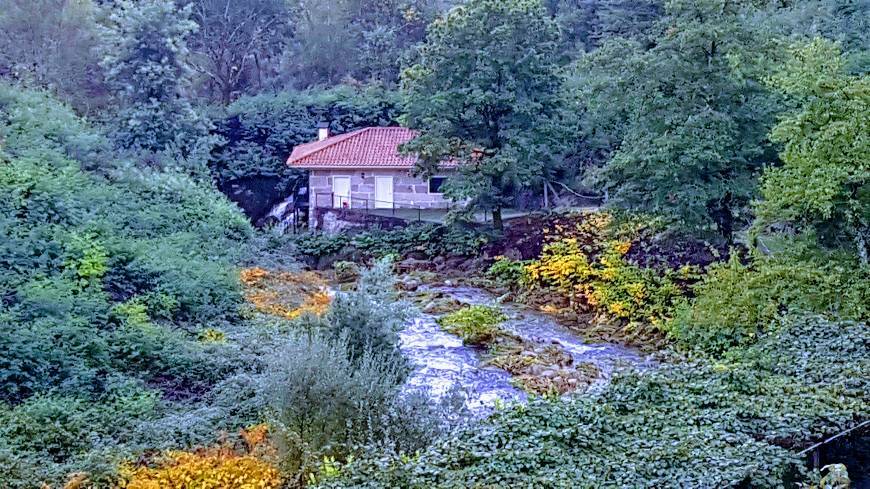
[[401, 0, 565, 230], [762, 0, 870, 75], [189, 0, 291, 104], [756, 38, 869, 262], [284, 0, 440, 88], [572, 0, 781, 240], [100, 0, 203, 153], [284, 0, 360, 87], [546, 0, 662, 56], [0, 0, 107, 113]]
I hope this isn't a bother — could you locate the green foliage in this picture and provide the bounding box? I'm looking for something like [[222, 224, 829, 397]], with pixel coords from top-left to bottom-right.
[[547, 0, 662, 55], [100, 0, 205, 152], [402, 0, 566, 228], [756, 38, 869, 261], [801, 464, 851, 489], [211, 85, 401, 189], [437, 305, 507, 345], [761, 0, 870, 75], [263, 331, 461, 482], [284, 0, 439, 87], [350, 223, 490, 258], [292, 232, 354, 259], [670, 242, 869, 354], [486, 257, 528, 286], [294, 224, 490, 261], [572, 0, 782, 238], [0, 85, 268, 486], [323, 315, 869, 488], [324, 258, 409, 365], [520, 213, 693, 330], [0, 0, 108, 112]]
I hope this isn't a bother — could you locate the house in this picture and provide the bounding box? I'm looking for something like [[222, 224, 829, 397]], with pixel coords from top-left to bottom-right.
[[287, 124, 452, 228]]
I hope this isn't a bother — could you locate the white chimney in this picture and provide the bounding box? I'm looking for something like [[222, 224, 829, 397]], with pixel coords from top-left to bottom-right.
[[317, 121, 330, 141]]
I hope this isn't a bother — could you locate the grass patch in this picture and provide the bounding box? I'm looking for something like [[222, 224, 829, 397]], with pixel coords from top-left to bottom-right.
[[437, 305, 507, 346]]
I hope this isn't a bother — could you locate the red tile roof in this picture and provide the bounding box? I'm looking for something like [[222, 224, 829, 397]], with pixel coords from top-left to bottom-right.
[[287, 127, 420, 169]]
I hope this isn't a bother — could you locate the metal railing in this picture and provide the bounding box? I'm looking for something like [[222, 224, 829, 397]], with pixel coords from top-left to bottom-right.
[[313, 192, 461, 223]]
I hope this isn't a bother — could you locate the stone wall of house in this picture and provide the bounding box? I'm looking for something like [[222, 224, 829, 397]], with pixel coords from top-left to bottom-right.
[[308, 168, 451, 227], [314, 208, 408, 234]]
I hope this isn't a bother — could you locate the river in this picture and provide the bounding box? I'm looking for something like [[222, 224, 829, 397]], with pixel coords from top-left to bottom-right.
[[398, 284, 652, 412]]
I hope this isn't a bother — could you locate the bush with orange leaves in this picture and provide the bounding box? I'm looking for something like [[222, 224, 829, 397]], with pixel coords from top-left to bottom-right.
[[241, 267, 331, 320], [118, 425, 281, 489]]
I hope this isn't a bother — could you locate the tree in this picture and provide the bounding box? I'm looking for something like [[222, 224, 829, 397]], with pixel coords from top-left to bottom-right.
[[283, 0, 442, 88], [189, 0, 291, 105], [756, 38, 870, 263], [100, 0, 204, 152], [0, 0, 107, 113], [401, 0, 565, 230], [284, 0, 359, 87], [571, 0, 781, 240], [761, 0, 870, 75], [545, 0, 662, 56]]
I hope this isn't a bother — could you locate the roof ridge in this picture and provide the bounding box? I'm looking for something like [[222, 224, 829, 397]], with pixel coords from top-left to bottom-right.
[[287, 126, 423, 169], [288, 127, 371, 162]]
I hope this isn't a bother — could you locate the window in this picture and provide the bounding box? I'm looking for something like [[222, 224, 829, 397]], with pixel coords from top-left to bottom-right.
[[428, 176, 447, 194]]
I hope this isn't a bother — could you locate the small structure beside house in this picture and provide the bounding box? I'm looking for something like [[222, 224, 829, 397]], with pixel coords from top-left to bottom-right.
[[287, 125, 452, 229]]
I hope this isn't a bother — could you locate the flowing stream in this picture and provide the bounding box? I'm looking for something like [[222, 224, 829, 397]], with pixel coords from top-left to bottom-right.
[[398, 284, 651, 411]]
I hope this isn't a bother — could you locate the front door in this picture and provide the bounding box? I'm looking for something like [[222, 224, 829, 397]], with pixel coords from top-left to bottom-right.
[[374, 176, 394, 209], [332, 176, 351, 208]]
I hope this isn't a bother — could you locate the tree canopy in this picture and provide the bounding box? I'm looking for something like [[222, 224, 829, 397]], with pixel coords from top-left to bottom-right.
[[756, 38, 869, 262], [401, 0, 566, 229]]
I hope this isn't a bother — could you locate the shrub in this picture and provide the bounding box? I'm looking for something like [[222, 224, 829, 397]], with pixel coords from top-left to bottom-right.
[[486, 257, 528, 286], [670, 245, 869, 354], [333, 261, 360, 283], [119, 426, 281, 489], [294, 224, 491, 261], [262, 332, 406, 478], [292, 232, 352, 259], [241, 268, 331, 320], [325, 258, 408, 364], [524, 238, 688, 328], [0, 386, 159, 464], [437, 305, 507, 346], [0, 83, 260, 486]]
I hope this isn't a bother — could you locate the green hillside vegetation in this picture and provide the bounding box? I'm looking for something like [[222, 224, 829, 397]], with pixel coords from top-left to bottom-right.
[[0, 0, 867, 487]]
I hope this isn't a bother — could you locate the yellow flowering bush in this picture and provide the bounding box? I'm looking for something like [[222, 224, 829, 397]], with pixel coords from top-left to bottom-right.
[[524, 234, 685, 329], [118, 425, 281, 489]]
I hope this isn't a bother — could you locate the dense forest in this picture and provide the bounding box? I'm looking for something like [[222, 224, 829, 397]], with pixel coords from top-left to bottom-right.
[[0, 0, 867, 488]]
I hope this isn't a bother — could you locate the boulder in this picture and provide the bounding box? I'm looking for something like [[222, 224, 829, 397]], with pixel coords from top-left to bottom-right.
[[316, 245, 359, 270], [406, 250, 429, 261], [502, 247, 523, 262], [396, 277, 421, 291], [540, 369, 557, 379], [423, 297, 464, 314], [397, 258, 435, 273], [333, 261, 360, 283]]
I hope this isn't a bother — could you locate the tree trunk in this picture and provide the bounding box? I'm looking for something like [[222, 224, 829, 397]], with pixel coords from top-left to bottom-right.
[[492, 206, 503, 232]]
